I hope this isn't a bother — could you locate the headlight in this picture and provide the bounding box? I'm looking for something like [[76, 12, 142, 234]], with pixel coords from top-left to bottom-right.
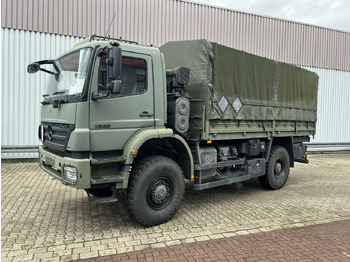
[[63, 166, 77, 184]]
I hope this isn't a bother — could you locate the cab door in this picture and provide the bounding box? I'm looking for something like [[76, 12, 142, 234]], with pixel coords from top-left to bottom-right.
[[89, 51, 154, 151]]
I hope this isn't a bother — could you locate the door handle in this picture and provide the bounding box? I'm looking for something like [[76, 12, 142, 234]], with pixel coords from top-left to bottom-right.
[[139, 111, 153, 117]]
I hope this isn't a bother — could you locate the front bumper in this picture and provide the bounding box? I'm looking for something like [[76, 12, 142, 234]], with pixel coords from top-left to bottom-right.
[[38, 146, 91, 189]]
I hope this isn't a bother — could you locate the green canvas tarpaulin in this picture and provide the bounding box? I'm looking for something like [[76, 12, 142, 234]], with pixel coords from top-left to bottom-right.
[[160, 39, 318, 122]]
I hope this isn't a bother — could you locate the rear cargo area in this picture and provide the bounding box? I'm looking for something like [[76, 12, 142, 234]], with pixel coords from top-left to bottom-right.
[[160, 40, 318, 140]]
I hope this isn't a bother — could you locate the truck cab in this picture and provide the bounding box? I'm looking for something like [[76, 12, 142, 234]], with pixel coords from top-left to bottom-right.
[[35, 38, 177, 186]]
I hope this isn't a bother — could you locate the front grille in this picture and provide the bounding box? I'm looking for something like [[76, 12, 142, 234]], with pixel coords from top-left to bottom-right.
[[41, 122, 75, 152], [43, 146, 89, 159]]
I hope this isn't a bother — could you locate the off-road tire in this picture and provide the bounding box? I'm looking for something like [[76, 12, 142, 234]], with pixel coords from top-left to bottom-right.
[[87, 188, 113, 197], [259, 145, 290, 190], [123, 155, 185, 227]]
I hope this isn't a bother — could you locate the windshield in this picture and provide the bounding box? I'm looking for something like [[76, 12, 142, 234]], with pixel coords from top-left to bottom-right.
[[45, 48, 92, 97]]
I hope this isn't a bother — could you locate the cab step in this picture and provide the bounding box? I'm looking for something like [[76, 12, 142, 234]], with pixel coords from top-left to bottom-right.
[[85, 190, 119, 204], [193, 175, 251, 190], [90, 175, 124, 184]]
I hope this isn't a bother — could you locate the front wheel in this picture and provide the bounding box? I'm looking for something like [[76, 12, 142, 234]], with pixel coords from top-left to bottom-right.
[[123, 156, 185, 227], [259, 145, 290, 190]]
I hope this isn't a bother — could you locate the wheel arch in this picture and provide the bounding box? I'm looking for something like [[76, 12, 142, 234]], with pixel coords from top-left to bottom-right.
[[123, 128, 194, 180], [272, 137, 294, 167], [163, 135, 193, 180]]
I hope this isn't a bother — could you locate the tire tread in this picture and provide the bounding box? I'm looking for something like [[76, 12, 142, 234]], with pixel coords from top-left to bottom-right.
[[259, 145, 290, 190], [123, 156, 185, 227]]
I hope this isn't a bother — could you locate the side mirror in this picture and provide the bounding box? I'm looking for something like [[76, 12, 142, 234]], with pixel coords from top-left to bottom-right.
[[92, 80, 122, 100], [27, 63, 41, 74], [107, 47, 122, 79], [109, 80, 122, 94]]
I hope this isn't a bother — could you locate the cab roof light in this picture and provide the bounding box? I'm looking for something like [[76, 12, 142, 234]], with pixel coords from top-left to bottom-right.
[[74, 34, 138, 48]]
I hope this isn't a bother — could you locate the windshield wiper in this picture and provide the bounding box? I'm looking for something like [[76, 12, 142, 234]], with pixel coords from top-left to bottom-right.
[[41, 90, 69, 107], [52, 90, 67, 95], [52, 90, 68, 103]]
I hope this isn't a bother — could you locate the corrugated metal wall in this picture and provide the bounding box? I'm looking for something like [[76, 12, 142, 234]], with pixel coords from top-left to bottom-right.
[[2, 29, 349, 158], [1, 29, 82, 158], [2, 0, 350, 72], [303, 66, 350, 150], [1, 0, 350, 158]]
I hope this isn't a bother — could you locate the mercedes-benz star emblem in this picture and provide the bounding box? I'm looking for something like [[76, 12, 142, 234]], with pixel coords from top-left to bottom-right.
[[47, 124, 53, 140]]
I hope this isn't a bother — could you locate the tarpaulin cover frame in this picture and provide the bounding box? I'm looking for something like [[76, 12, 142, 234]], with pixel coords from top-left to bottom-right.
[[160, 39, 318, 122]]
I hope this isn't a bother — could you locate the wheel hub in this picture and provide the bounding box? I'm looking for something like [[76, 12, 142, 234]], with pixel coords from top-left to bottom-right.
[[275, 162, 282, 174], [154, 184, 167, 201], [147, 177, 173, 209]]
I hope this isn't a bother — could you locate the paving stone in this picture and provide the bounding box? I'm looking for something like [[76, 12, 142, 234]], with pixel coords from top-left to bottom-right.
[[2, 154, 350, 261], [32, 251, 53, 260], [40, 257, 60, 262], [140, 238, 158, 245], [79, 251, 99, 260], [27, 247, 47, 254], [66, 243, 84, 249], [47, 245, 66, 252], [7, 250, 27, 257], [195, 236, 211, 242], [98, 248, 117, 256], [115, 246, 134, 253], [61, 254, 80, 262], [133, 244, 151, 251], [165, 240, 182, 246], [72, 247, 91, 254], [11, 254, 33, 262], [150, 243, 167, 249], [1, 257, 14, 262], [89, 245, 109, 252], [208, 233, 225, 240]]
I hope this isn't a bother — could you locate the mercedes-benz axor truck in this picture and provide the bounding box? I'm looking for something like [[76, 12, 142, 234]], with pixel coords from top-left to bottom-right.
[[28, 35, 318, 226]]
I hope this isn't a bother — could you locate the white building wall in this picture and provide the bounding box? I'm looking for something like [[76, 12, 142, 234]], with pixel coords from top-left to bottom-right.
[[1, 29, 350, 158], [1, 29, 82, 158], [303, 67, 350, 151], [2, 0, 350, 72]]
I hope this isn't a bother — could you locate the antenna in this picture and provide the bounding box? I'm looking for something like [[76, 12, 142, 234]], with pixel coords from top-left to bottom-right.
[[104, 12, 117, 39]]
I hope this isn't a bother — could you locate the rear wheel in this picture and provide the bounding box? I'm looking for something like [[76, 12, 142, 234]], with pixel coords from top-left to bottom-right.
[[123, 155, 185, 227], [259, 145, 290, 190]]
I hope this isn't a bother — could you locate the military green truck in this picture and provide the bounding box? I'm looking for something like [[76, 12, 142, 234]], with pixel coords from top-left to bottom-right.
[[28, 36, 318, 226]]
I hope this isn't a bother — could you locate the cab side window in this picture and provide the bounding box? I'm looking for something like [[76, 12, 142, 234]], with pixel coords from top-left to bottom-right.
[[98, 54, 147, 97], [120, 57, 147, 96]]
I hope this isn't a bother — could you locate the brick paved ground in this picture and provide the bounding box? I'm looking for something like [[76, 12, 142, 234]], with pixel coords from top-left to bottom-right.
[[2, 154, 350, 261], [77, 219, 350, 262]]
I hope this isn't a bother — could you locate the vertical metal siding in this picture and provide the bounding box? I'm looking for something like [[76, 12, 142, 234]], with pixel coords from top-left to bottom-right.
[[1, 29, 82, 158], [2, 28, 349, 159], [2, 0, 350, 158], [2, 0, 350, 71], [302, 66, 350, 149]]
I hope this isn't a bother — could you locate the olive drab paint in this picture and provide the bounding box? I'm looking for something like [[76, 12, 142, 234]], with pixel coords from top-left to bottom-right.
[[34, 36, 318, 226]]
